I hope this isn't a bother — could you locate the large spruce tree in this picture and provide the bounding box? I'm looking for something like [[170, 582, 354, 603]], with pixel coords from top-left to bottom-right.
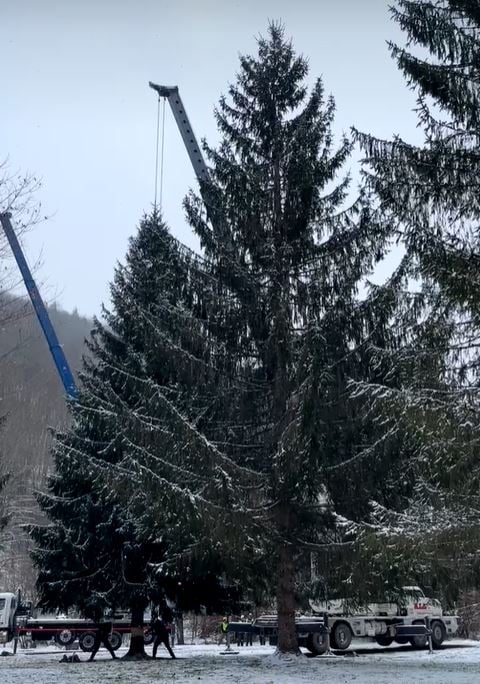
[[96, 25, 407, 653]]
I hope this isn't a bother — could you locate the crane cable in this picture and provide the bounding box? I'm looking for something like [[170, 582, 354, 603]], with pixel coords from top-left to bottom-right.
[[154, 96, 166, 213]]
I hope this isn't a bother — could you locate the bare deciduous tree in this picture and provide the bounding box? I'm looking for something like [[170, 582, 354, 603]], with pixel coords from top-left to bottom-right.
[[0, 160, 43, 592], [0, 160, 43, 327]]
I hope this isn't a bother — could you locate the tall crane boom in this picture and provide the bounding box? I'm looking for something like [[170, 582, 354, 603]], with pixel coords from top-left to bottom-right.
[[149, 83, 210, 185], [148, 82, 249, 290], [0, 212, 78, 399]]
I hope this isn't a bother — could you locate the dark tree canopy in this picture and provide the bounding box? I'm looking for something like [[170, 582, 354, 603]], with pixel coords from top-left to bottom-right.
[[30, 216, 243, 649], [351, 1, 480, 598]]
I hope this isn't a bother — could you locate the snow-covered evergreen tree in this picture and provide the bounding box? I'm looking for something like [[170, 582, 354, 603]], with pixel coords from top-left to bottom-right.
[[357, 0, 480, 314], [30, 214, 241, 657], [97, 25, 411, 653], [352, 0, 480, 581], [30, 318, 153, 655]]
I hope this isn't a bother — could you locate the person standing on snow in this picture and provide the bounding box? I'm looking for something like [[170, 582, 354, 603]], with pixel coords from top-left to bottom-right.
[[237, 615, 246, 646], [245, 613, 254, 646], [152, 614, 176, 659], [219, 616, 229, 644], [88, 620, 117, 661]]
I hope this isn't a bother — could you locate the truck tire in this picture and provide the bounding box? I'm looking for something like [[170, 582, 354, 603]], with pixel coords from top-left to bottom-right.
[[108, 631, 122, 650], [305, 632, 328, 655], [409, 621, 428, 649], [431, 620, 446, 649], [55, 629, 75, 647], [331, 622, 353, 650], [375, 635, 394, 647], [394, 636, 409, 645], [79, 631, 96, 652], [409, 634, 427, 648]]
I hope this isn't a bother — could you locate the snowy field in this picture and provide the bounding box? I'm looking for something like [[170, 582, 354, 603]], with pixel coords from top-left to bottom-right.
[[1, 640, 480, 684]]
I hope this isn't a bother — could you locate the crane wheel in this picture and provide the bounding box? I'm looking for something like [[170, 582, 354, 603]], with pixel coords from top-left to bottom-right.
[[330, 622, 353, 650], [431, 621, 446, 649]]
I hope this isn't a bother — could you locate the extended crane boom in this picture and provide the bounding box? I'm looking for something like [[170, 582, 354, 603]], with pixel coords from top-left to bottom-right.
[[0, 212, 78, 399], [148, 82, 249, 290]]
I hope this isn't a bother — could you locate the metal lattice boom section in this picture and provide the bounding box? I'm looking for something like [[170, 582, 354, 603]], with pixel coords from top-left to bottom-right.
[[149, 83, 210, 185]]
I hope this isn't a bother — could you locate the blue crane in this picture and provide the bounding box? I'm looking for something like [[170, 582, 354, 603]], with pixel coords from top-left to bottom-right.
[[0, 212, 78, 399]]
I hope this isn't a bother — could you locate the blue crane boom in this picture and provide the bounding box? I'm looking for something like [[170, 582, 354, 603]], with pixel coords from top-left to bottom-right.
[[0, 212, 78, 399]]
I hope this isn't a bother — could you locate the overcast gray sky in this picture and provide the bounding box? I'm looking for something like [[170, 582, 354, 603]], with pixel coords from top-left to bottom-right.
[[1, 0, 421, 317]]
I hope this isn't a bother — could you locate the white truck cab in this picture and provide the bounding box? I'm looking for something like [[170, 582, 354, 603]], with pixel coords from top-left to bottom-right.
[[400, 586, 443, 617], [0, 593, 17, 642]]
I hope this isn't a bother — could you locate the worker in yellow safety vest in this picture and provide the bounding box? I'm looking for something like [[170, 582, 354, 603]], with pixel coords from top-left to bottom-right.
[[219, 616, 229, 644]]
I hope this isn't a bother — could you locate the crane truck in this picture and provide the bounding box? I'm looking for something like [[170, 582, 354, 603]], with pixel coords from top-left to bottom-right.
[[307, 585, 459, 652], [0, 87, 460, 658], [0, 88, 211, 653], [228, 586, 459, 655]]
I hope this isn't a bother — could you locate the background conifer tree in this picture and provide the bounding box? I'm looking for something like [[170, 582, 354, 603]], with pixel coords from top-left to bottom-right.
[[357, 0, 480, 309], [353, 0, 480, 592], [30, 214, 241, 657]]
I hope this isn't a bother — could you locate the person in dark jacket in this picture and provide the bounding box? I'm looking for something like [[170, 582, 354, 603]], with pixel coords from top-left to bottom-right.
[[152, 615, 176, 659], [245, 613, 254, 646], [88, 620, 116, 661]]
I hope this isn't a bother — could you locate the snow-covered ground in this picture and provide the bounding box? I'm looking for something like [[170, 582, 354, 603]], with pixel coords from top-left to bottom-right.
[[1, 640, 480, 683]]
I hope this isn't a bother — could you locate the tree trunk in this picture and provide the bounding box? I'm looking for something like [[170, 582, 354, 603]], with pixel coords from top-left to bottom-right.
[[270, 136, 299, 655], [276, 542, 300, 654], [123, 603, 149, 660], [175, 613, 185, 645]]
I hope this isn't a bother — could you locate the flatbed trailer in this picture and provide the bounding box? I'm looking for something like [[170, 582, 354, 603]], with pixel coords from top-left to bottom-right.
[[0, 593, 152, 651], [13, 618, 148, 651]]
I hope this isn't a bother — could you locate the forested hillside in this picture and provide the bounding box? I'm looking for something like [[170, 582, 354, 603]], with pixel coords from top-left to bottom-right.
[[0, 293, 92, 592]]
